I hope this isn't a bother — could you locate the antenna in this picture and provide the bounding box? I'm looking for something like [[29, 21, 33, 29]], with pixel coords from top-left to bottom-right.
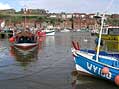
[[22, 2, 28, 31]]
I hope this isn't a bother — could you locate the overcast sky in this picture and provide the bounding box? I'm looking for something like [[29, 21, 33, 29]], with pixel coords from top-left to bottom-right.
[[0, 0, 119, 14]]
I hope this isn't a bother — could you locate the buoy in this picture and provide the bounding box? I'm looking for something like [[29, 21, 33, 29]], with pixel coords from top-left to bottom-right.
[[102, 67, 109, 74], [115, 75, 119, 86], [43, 32, 46, 36], [37, 31, 46, 37], [39, 38, 43, 42], [37, 31, 41, 36], [9, 37, 15, 43]]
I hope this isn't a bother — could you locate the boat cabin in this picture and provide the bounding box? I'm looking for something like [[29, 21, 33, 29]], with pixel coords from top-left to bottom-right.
[[101, 26, 119, 41], [16, 31, 37, 43], [102, 26, 119, 35]]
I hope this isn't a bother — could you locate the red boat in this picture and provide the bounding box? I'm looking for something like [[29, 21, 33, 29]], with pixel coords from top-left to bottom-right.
[[9, 30, 39, 51]]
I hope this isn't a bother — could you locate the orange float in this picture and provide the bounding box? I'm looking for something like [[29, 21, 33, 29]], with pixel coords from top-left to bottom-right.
[[102, 67, 109, 74], [115, 75, 119, 86], [9, 37, 15, 43]]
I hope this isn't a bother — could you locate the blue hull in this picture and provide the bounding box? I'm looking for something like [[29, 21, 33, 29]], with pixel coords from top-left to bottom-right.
[[74, 51, 119, 82]]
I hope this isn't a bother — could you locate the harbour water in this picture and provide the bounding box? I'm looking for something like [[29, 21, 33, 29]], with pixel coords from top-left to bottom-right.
[[0, 32, 118, 89]]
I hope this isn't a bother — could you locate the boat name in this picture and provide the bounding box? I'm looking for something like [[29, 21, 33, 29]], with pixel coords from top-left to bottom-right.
[[87, 62, 112, 79]]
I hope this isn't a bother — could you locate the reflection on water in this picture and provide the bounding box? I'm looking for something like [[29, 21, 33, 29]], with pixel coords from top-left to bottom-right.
[[10, 46, 39, 67], [0, 32, 119, 88], [45, 36, 55, 46], [71, 70, 118, 89], [0, 39, 44, 80]]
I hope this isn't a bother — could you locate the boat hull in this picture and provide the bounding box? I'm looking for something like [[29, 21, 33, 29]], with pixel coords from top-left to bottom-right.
[[72, 49, 119, 82], [46, 31, 55, 36], [14, 43, 38, 51]]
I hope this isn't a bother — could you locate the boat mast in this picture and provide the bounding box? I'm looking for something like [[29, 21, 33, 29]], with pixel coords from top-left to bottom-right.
[[96, 14, 105, 62], [71, 14, 74, 30], [23, 2, 28, 31], [24, 8, 27, 30], [96, 0, 114, 62]]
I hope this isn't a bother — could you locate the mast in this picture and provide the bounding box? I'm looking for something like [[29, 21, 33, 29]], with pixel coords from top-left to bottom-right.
[[71, 14, 74, 29], [96, 14, 105, 62], [24, 8, 27, 30], [96, 0, 114, 62]]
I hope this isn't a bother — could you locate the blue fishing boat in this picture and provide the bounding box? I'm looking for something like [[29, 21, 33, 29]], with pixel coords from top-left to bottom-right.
[[72, 41, 119, 86], [71, 12, 119, 86]]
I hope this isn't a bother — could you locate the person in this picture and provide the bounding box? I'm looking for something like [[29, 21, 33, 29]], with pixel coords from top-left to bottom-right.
[[95, 38, 103, 46], [95, 38, 103, 52]]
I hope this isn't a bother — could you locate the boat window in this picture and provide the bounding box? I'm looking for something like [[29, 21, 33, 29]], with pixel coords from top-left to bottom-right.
[[108, 28, 119, 35]]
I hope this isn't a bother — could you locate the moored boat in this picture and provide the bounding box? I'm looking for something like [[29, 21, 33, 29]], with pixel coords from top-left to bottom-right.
[[71, 11, 119, 86], [60, 28, 70, 32], [42, 29, 55, 36], [9, 28, 39, 51], [72, 41, 119, 86]]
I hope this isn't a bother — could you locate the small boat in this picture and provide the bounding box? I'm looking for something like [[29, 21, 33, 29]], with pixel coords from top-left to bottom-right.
[[9, 29, 39, 51], [60, 28, 70, 32], [46, 30, 55, 36], [43, 29, 55, 36], [0, 21, 13, 38], [39, 25, 55, 36], [37, 28, 55, 36], [71, 14, 119, 86]]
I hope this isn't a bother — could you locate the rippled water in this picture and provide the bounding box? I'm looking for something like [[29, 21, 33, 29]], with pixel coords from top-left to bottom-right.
[[0, 32, 118, 89]]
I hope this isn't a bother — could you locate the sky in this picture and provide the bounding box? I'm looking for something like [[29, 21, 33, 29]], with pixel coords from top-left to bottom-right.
[[0, 0, 119, 14]]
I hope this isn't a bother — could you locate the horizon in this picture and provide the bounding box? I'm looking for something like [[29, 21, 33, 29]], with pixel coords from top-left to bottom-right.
[[0, 0, 119, 14]]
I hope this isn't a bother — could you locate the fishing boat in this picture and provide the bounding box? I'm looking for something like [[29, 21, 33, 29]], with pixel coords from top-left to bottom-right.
[[99, 26, 119, 41], [72, 41, 119, 86], [9, 29, 39, 51], [71, 13, 119, 86], [60, 28, 70, 32]]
